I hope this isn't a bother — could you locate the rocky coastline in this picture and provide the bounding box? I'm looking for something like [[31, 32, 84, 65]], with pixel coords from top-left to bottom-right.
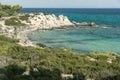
[[0, 13, 96, 47]]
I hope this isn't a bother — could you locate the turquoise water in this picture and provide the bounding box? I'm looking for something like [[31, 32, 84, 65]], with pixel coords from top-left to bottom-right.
[[26, 9, 120, 53], [28, 26, 120, 53]]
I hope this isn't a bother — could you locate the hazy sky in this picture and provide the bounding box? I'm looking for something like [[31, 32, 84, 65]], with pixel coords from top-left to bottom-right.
[[1, 0, 120, 8]]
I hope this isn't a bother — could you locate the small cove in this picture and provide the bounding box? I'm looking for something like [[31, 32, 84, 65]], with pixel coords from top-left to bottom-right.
[[27, 26, 120, 53], [25, 8, 120, 54]]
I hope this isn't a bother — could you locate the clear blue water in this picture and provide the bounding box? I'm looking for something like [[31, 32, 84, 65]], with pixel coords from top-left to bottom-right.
[[24, 8, 120, 53]]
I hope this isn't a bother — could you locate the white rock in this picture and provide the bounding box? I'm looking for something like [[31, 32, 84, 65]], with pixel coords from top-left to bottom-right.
[[28, 13, 74, 29]]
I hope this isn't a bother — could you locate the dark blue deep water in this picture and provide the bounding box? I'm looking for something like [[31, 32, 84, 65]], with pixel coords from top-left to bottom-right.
[[23, 8, 120, 53]]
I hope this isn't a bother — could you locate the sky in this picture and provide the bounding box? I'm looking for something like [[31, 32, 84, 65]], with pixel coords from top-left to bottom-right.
[[0, 0, 120, 8]]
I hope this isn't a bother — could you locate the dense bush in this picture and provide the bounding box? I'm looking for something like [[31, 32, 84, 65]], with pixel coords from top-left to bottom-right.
[[73, 72, 85, 80], [5, 18, 24, 26], [0, 35, 120, 80], [0, 3, 22, 17], [30, 68, 62, 80], [36, 43, 48, 48], [89, 52, 116, 60], [19, 14, 30, 21], [5, 64, 26, 79], [0, 35, 19, 43], [102, 75, 120, 80]]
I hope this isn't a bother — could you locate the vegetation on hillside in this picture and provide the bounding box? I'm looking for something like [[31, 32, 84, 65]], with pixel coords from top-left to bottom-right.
[[0, 3, 120, 80], [19, 14, 30, 21], [0, 35, 119, 80], [5, 17, 25, 26], [0, 3, 22, 17], [0, 3, 24, 26]]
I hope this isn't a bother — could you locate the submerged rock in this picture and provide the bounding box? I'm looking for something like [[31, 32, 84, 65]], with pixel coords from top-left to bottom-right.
[[36, 43, 53, 49], [36, 43, 48, 48], [90, 22, 96, 26], [72, 21, 96, 27]]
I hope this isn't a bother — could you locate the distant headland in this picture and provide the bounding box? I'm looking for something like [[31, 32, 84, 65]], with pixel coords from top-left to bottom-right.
[[0, 3, 96, 47]]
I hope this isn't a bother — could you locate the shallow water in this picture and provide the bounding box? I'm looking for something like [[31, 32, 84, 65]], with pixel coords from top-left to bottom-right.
[[25, 8, 120, 53], [28, 25, 120, 53]]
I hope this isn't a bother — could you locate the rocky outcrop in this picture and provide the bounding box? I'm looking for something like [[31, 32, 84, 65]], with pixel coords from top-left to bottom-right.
[[72, 21, 96, 27], [29, 13, 74, 29], [28, 13, 96, 29], [0, 13, 96, 47]]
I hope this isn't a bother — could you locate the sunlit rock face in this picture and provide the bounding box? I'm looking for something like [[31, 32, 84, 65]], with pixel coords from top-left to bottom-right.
[[29, 13, 74, 29]]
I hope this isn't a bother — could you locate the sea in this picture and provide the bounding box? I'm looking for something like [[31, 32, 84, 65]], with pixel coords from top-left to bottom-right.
[[21, 8, 120, 53]]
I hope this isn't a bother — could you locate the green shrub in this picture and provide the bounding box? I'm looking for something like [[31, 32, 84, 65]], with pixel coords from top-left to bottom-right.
[[0, 35, 119, 80], [19, 14, 30, 21], [89, 52, 116, 60], [0, 35, 19, 43], [36, 43, 47, 48], [5, 17, 25, 26], [0, 3, 22, 17], [0, 11, 9, 17], [5, 64, 26, 80]]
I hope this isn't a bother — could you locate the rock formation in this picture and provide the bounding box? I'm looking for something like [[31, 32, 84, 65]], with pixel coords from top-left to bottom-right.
[[29, 13, 74, 29], [0, 13, 96, 46], [72, 21, 96, 26]]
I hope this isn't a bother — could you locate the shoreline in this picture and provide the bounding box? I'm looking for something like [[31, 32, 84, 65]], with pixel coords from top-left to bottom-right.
[[17, 26, 38, 47], [0, 13, 96, 47], [0, 13, 119, 55], [16, 24, 76, 47]]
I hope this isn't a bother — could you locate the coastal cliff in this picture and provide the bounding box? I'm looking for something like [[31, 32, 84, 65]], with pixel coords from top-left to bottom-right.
[[29, 13, 74, 29], [0, 13, 96, 46]]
